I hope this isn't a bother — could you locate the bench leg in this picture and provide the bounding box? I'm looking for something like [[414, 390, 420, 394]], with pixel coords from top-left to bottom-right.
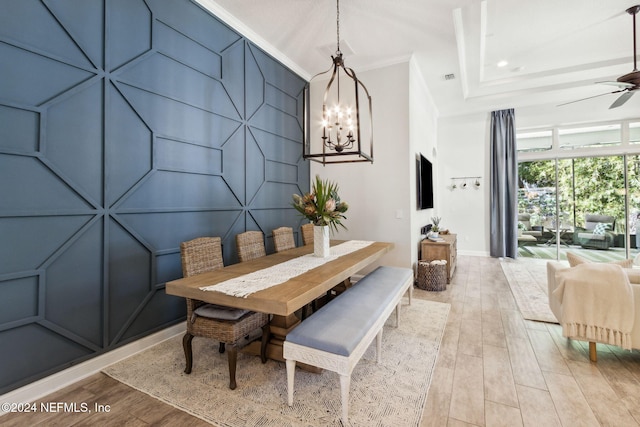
[[408, 285, 413, 305], [395, 302, 401, 327], [339, 374, 351, 425], [286, 359, 296, 406], [376, 329, 383, 363]]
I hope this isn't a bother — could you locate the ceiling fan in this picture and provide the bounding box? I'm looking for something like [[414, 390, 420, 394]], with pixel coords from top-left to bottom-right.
[[560, 5, 640, 109]]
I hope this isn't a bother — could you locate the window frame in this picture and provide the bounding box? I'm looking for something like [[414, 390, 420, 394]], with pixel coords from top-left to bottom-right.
[[517, 119, 640, 163]]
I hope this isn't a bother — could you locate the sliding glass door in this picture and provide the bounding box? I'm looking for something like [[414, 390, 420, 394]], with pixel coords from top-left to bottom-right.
[[517, 156, 633, 261], [628, 155, 640, 259], [517, 119, 640, 261], [518, 160, 556, 257]]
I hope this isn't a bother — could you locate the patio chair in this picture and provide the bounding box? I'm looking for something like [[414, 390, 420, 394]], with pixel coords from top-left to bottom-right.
[[180, 237, 269, 390], [518, 213, 544, 242], [575, 214, 616, 250]]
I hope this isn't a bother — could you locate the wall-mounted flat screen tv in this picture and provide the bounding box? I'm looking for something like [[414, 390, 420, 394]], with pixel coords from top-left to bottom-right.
[[417, 153, 434, 210]]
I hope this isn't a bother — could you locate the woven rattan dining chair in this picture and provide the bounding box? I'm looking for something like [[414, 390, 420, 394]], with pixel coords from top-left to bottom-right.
[[180, 236, 269, 390], [273, 226, 296, 252], [235, 231, 267, 262], [301, 223, 314, 246]]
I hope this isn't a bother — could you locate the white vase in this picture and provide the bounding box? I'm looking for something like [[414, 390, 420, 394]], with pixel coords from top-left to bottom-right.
[[313, 225, 330, 257]]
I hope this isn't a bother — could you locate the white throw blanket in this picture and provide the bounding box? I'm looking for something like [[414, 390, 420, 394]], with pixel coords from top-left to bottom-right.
[[553, 263, 634, 350]]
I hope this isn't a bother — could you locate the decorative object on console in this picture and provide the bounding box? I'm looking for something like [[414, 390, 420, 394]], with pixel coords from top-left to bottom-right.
[[430, 216, 441, 238], [302, 0, 373, 164], [292, 175, 348, 257]]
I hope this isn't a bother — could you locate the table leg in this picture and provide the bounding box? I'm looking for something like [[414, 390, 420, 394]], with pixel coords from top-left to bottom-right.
[[242, 313, 322, 373]]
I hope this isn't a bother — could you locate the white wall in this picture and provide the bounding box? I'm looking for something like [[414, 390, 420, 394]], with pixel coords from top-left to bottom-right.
[[409, 58, 439, 266], [438, 112, 491, 255], [310, 62, 412, 270]]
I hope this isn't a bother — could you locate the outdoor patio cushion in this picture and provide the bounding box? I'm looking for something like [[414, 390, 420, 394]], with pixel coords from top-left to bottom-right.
[[194, 304, 250, 321], [593, 223, 608, 235], [577, 232, 607, 241], [584, 214, 615, 231]]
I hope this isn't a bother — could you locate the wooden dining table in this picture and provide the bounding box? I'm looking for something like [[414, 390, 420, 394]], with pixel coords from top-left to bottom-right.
[[165, 240, 394, 363]]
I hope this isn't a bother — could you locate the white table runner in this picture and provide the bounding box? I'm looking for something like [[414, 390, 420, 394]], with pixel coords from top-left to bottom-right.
[[200, 240, 374, 298]]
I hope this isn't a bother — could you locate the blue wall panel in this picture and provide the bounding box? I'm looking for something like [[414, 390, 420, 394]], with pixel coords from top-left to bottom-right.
[[0, 0, 308, 394]]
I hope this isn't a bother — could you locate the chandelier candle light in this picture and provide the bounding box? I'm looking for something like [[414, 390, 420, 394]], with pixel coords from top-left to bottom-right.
[[303, 0, 373, 164]]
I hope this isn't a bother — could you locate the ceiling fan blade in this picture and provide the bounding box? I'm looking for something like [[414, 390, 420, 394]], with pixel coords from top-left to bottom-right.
[[557, 91, 617, 107], [609, 91, 635, 108], [596, 80, 635, 89]]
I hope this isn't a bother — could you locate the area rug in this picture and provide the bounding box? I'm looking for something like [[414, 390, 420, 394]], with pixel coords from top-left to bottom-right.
[[500, 258, 559, 323], [103, 298, 450, 426]]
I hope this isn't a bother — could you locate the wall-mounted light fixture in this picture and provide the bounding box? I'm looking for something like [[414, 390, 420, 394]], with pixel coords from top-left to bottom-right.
[[302, 0, 373, 165]]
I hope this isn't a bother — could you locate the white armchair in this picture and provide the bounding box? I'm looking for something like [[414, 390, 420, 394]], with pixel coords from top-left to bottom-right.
[[547, 261, 640, 361]]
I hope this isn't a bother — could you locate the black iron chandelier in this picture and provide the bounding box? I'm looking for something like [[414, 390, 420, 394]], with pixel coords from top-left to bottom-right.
[[303, 0, 373, 164]]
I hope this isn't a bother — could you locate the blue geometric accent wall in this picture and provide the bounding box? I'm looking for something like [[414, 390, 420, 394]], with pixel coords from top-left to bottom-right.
[[0, 0, 308, 394]]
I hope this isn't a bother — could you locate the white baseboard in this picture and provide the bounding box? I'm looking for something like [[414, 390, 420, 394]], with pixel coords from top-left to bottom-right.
[[0, 323, 184, 416], [458, 250, 490, 257]]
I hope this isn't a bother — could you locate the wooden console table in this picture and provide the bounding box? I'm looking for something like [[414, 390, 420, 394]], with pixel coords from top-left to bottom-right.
[[420, 234, 457, 283]]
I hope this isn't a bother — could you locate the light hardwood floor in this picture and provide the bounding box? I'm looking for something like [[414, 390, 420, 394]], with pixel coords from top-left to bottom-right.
[[420, 255, 640, 427], [2, 255, 640, 426]]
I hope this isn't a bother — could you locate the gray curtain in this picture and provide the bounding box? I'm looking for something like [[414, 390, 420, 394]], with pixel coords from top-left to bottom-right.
[[490, 108, 518, 258]]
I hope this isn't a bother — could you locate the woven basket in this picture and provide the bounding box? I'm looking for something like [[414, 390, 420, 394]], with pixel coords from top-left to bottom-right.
[[417, 260, 447, 291]]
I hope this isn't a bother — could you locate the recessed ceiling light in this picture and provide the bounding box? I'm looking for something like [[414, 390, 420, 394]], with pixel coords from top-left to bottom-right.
[[497, 60, 508, 68]]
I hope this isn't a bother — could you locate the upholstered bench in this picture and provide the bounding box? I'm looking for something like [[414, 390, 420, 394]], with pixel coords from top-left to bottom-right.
[[283, 266, 413, 424]]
